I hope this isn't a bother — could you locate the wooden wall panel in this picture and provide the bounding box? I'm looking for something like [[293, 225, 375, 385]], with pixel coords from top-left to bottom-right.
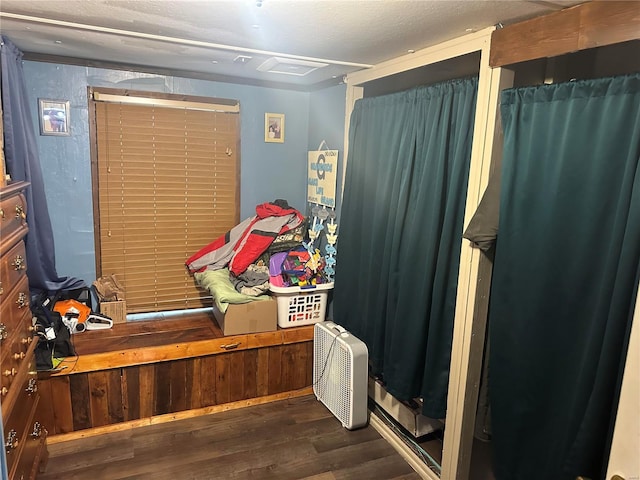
[[69, 374, 91, 432], [268, 346, 283, 395], [36, 378, 55, 435], [229, 352, 246, 402], [169, 359, 187, 413], [243, 349, 258, 400], [123, 365, 140, 421], [283, 344, 309, 391], [256, 348, 269, 397], [199, 355, 217, 407], [38, 340, 313, 435], [154, 362, 172, 415], [138, 364, 155, 419], [88, 371, 110, 427], [185, 357, 201, 410], [304, 342, 313, 386], [214, 353, 231, 405], [107, 369, 125, 424]]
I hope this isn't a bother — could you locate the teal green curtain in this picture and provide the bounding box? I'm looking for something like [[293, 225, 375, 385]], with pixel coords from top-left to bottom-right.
[[490, 73, 640, 480], [334, 77, 478, 418]]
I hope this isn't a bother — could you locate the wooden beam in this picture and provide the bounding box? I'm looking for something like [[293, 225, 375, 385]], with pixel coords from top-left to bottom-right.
[[45, 326, 314, 375], [46, 388, 314, 444], [490, 1, 640, 67]]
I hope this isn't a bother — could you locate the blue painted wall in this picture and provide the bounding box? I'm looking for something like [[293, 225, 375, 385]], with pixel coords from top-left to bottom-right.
[[308, 83, 347, 217], [22, 61, 345, 285]]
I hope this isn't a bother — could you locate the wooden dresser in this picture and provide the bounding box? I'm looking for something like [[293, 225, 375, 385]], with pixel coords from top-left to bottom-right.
[[0, 181, 48, 479]]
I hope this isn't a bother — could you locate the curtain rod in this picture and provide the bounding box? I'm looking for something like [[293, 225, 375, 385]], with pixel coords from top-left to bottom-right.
[[93, 92, 239, 113]]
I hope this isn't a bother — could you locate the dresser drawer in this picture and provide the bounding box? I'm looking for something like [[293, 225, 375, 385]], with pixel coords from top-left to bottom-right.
[[11, 396, 46, 480], [0, 192, 27, 256], [0, 274, 31, 334], [0, 276, 33, 365], [3, 364, 38, 475], [0, 240, 27, 302], [0, 308, 35, 396]]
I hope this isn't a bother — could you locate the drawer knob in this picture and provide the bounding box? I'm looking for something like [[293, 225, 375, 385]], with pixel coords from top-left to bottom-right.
[[0, 207, 4, 218], [0, 281, 3, 295], [16, 292, 28, 308], [21, 336, 33, 345], [11, 255, 26, 271], [26, 377, 38, 395], [5, 429, 18, 453], [1, 387, 8, 396], [15, 204, 25, 219], [13, 352, 26, 360], [3, 368, 17, 377], [0, 323, 7, 341], [31, 422, 43, 439]]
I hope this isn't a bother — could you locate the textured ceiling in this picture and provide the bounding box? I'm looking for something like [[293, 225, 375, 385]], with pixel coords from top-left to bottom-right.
[[0, 0, 585, 89]]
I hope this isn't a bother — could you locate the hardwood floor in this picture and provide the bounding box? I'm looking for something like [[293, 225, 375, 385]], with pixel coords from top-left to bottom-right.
[[40, 395, 421, 480]]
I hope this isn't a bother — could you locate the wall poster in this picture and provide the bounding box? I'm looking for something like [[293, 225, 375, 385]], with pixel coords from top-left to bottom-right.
[[307, 150, 338, 207]]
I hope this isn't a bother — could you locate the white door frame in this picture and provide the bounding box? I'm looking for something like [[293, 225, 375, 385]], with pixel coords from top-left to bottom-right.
[[342, 27, 512, 480]]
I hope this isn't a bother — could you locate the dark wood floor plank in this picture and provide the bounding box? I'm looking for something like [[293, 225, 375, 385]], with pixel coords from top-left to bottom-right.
[[331, 454, 419, 479], [311, 424, 382, 453], [39, 434, 134, 478], [41, 396, 421, 480]]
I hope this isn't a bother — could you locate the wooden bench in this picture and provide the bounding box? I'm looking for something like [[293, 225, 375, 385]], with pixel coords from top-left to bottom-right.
[[37, 311, 315, 441]]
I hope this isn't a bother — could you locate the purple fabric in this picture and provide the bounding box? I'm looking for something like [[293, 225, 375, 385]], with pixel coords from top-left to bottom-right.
[[269, 252, 287, 277]]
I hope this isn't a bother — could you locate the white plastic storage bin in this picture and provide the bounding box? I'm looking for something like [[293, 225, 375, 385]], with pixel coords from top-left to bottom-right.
[[269, 282, 334, 328]]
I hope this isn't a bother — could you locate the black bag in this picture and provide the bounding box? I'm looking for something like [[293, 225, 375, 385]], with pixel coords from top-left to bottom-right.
[[31, 294, 76, 371]]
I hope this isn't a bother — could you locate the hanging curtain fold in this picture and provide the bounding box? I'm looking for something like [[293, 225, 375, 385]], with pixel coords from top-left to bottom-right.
[[489, 73, 640, 480], [0, 36, 84, 292], [334, 77, 478, 418]]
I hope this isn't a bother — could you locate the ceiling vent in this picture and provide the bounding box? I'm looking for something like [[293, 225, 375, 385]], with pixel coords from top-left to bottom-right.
[[257, 57, 329, 76], [234, 55, 253, 64]]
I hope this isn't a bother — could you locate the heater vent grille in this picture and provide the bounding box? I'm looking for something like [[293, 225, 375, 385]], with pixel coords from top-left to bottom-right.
[[313, 322, 368, 429]]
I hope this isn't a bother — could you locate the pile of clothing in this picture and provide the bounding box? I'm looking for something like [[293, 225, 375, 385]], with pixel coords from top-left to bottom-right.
[[186, 199, 329, 299]]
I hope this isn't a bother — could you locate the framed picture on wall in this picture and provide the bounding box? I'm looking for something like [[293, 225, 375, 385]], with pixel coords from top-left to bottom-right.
[[38, 99, 70, 136], [264, 113, 284, 143]]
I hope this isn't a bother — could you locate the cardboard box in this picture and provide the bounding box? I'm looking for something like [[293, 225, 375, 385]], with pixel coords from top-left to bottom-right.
[[212, 298, 277, 335], [100, 300, 127, 324]]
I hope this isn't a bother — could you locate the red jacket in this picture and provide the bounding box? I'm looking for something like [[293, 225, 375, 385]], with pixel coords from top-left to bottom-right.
[[186, 201, 304, 275]]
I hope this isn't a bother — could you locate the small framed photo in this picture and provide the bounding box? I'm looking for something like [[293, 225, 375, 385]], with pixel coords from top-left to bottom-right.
[[39, 99, 70, 136], [264, 113, 284, 143]]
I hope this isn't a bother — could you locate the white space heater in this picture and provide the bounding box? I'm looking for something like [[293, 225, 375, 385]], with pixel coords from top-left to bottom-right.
[[313, 321, 368, 430]]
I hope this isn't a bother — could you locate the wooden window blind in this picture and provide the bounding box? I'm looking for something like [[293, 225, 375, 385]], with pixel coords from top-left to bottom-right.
[[92, 92, 240, 313]]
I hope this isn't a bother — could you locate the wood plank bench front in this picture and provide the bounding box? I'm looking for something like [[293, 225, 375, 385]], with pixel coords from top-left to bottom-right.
[[37, 311, 315, 441]]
